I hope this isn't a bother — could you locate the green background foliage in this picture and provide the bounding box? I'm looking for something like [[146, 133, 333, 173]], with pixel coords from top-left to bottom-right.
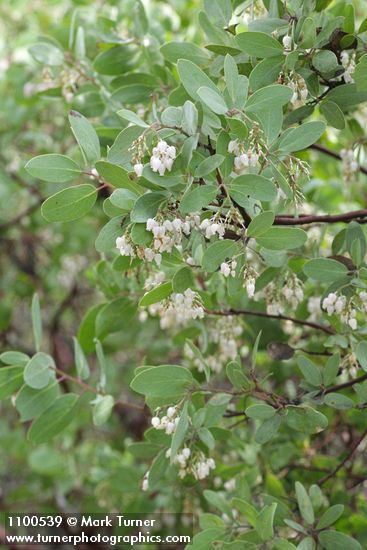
[[1, 0, 367, 548]]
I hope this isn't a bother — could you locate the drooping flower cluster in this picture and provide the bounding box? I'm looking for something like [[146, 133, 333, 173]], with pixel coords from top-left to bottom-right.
[[199, 216, 226, 239], [341, 50, 356, 84], [282, 274, 304, 308], [144, 271, 166, 290], [243, 265, 257, 298], [146, 217, 193, 255], [228, 139, 259, 173], [132, 139, 177, 177], [307, 296, 321, 321], [340, 148, 359, 182], [147, 288, 205, 329], [220, 259, 237, 278], [166, 447, 215, 480], [150, 140, 176, 176], [322, 292, 357, 330], [184, 315, 243, 374], [287, 73, 308, 107], [151, 406, 180, 435]]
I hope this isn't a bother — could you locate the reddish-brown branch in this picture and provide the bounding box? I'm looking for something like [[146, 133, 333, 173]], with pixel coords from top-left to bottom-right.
[[322, 372, 367, 394], [274, 209, 367, 225], [207, 308, 335, 335], [317, 426, 367, 486]]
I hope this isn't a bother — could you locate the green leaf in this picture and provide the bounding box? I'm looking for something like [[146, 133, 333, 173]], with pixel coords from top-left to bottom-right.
[[31, 293, 42, 352], [224, 55, 239, 104], [42, 184, 97, 223], [170, 401, 189, 462], [312, 50, 338, 73], [23, 353, 54, 390], [297, 356, 322, 387], [247, 211, 275, 237], [354, 55, 367, 92], [180, 185, 217, 214], [130, 192, 166, 222], [0, 351, 29, 366], [109, 189, 137, 211], [177, 59, 218, 101], [161, 42, 211, 66], [256, 227, 307, 250], [93, 44, 138, 75], [29, 42, 64, 65], [69, 110, 100, 165], [15, 382, 60, 422], [130, 365, 194, 399], [245, 404, 276, 420], [197, 86, 228, 115], [93, 395, 115, 426], [324, 392, 354, 410], [95, 216, 124, 253], [303, 258, 348, 282], [73, 337, 90, 380], [278, 121, 326, 152], [149, 448, 169, 488], [202, 239, 239, 272], [316, 505, 344, 530], [229, 174, 277, 203], [318, 530, 362, 550], [255, 503, 277, 541], [95, 161, 142, 193], [226, 362, 251, 391], [323, 353, 340, 386], [0, 367, 24, 400], [25, 154, 81, 183], [295, 481, 314, 525], [28, 394, 79, 443], [355, 341, 367, 373], [172, 267, 194, 293], [139, 282, 173, 307], [96, 297, 137, 340], [198, 426, 215, 449], [195, 154, 225, 177], [255, 414, 281, 444], [117, 108, 149, 128], [236, 31, 283, 58], [182, 101, 199, 135], [285, 407, 328, 434], [245, 85, 292, 113], [320, 101, 345, 130]]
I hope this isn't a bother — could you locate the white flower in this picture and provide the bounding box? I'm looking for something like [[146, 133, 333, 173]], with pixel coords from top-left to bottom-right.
[[220, 262, 231, 278], [228, 140, 240, 154], [116, 235, 134, 257], [283, 34, 292, 51], [151, 416, 160, 428], [182, 447, 191, 459], [167, 406, 176, 418], [142, 472, 149, 491], [150, 140, 176, 176], [133, 163, 144, 177]]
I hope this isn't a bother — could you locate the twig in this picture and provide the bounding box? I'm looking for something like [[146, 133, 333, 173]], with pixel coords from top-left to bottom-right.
[[317, 427, 367, 486], [207, 308, 335, 335], [274, 209, 367, 226]]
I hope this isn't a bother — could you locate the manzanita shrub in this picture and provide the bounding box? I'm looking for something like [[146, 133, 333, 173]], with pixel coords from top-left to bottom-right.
[[2, 0, 367, 548]]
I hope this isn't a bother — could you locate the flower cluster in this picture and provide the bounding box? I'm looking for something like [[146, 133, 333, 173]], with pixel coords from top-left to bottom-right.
[[287, 73, 308, 107], [167, 447, 215, 480], [243, 265, 257, 298], [307, 296, 321, 321], [282, 274, 304, 308], [150, 140, 176, 176], [341, 50, 356, 84], [146, 217, 192, 255], [199, 216, 226, 239], [147, 288, 205, 329], [144, 271, 165, 290], [151, 406, 180, 435], [340, 148, 359, 182], [220, 259, 237, 278], [132, 139, 176, 177], [228, 139, 259, 173], [322, 292, 357, 330]]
